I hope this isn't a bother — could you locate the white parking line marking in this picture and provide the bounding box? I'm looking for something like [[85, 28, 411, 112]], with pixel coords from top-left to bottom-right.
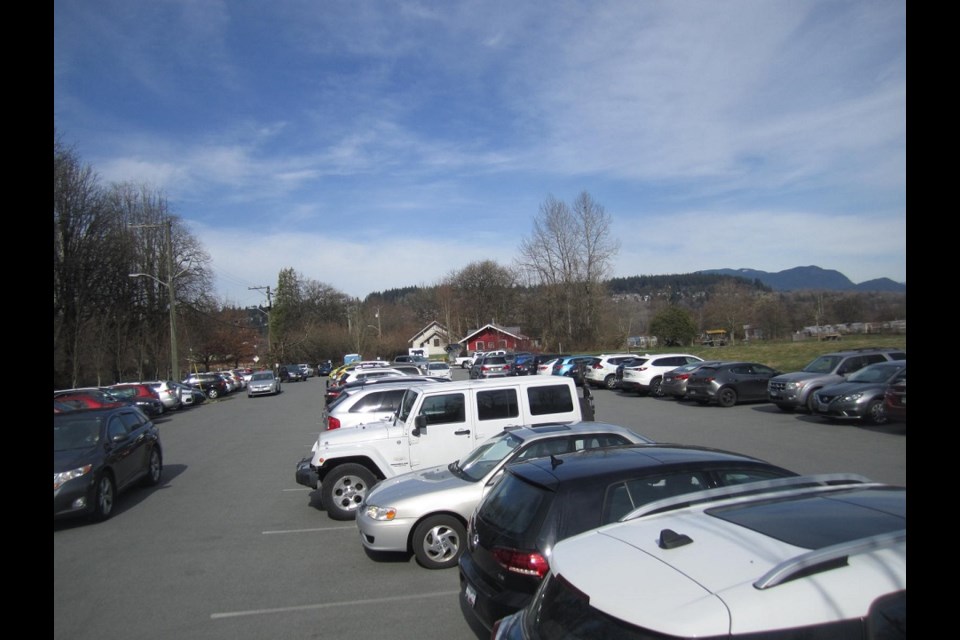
[[282, 487, 312, 492], [210, 590, 460, 619], [262, 526, 353, 534]]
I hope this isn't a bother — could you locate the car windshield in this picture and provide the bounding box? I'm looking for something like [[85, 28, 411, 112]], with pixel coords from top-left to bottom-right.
[[847, 364, 904, 383], [396, 389, 421, 424], [54, 415, 103, 451], [802, 355, 843, 373], [452, 431, 525, 482], [251, 372, 273, 381]]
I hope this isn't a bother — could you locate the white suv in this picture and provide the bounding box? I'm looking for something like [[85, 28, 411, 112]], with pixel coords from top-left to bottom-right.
[[619, 353, 703, 396], [323, 380, 428, 431], [493, 474, 906, 639], [584, 354, 638, 390]]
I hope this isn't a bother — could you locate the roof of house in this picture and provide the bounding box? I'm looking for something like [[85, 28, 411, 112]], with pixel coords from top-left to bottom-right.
[[459, 323, 528, 342]]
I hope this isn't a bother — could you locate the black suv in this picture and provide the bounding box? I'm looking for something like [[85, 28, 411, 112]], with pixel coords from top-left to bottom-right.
[[54, 405, 163, 521], [767, 347, 906, 413], [183, 373, 230, 399], [279, 364, 305, 383], [458, 444, 796, 630]]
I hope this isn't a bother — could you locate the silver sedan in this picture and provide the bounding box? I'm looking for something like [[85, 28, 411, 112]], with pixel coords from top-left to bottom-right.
[[356, 422, 651, 569]]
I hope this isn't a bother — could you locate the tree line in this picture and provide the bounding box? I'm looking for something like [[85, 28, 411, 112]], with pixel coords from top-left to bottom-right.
[[54, 135, 905, 389]]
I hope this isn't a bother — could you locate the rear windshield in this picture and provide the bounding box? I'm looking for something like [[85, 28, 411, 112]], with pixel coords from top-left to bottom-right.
[[477, 472, 551, 536]]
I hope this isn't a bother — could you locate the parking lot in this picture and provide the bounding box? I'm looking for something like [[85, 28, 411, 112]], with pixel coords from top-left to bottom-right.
[[54, 371, 905, 640]]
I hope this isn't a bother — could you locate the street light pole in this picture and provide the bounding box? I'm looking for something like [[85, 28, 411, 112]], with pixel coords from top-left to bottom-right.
[[129, 219, 179, 381], [164, 219, 178, 380]]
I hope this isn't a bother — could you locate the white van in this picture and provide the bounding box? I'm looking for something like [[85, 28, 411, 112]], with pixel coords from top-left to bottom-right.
[[296, 376, 595, 520]]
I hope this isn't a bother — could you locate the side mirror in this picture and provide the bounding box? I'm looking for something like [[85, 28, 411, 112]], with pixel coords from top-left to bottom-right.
[[413, 414, 427, 436]]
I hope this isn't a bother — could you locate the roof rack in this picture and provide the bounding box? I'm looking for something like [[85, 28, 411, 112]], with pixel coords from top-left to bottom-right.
[[754, 529, 906, 590], [621, 473, 874, 521]]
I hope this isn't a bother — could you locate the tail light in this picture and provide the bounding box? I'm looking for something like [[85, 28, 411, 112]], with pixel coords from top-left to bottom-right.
[[677, 374, 690, 381], [592, 363, 603, 369], [492, 547, 550, 579], [328, 416, 341, 430], [504, 364, 511, 371]]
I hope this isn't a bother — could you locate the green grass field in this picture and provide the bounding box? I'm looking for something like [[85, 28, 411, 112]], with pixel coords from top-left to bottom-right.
[[621, 334, 907, 374]]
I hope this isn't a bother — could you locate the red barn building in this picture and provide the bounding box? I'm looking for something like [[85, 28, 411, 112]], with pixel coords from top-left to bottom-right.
[[458, 324, 531, 354]]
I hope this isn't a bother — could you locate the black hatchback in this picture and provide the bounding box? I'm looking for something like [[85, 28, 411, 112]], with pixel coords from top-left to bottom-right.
[[458, 444, 796, 630], [54, 406, 163, 522]]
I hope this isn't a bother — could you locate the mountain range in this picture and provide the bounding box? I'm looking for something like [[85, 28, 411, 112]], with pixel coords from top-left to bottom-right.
[[696, 266, 906, 292]]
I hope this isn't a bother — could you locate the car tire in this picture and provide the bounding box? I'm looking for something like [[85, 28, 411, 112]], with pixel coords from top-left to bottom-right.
[[143, 448, 162, 487], [604, 375, 617, 390], [207, 388, 219, 399], [865, 399, 888, 425], [91, 473, 116, 522], [321, 464, 377, 521], [649, 377, 663, 397], [717, 387, 738, 408], [412, 515, 467, 570], [805, 391, 820, 413]]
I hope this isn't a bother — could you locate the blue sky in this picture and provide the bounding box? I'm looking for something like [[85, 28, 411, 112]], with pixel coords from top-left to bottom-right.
[[54, 1, 906, 306]]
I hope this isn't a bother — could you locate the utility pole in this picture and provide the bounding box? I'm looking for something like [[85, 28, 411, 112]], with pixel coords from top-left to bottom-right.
[[164, 219, 178, 381], [249, 286, 272, 353]]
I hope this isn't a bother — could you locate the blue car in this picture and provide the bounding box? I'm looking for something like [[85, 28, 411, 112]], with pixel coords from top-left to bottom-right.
[[552, 356, 601, 378], [510, 352, 535, 375]]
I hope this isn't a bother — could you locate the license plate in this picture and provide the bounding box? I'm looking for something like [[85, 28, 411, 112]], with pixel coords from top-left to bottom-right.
[[465, 584, 477, 607]]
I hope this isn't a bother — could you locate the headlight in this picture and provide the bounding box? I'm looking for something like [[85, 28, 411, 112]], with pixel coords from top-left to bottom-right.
[[54, 464, 92, 491], [841, 392, 865, 402], [785, 381, 804, 390], [363, 505, 397, 521]]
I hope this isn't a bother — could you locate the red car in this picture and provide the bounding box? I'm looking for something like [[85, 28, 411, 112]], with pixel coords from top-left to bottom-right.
[[53, 389, 127, 410], [108, 384, 166, 416], [884, 377, 906, 422]]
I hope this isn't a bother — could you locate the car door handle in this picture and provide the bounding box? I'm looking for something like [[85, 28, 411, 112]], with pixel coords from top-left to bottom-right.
[[454, 429, 471, 436]]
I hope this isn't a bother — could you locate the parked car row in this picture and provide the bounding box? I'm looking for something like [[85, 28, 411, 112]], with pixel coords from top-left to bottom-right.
[[53, 366, 301, 521], [577, 347, 907, 426], [57, 355, 905, 636], [311, 373, 905, 636]]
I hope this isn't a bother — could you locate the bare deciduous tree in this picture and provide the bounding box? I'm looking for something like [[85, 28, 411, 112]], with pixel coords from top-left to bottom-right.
[[516, 191, 619, 347]]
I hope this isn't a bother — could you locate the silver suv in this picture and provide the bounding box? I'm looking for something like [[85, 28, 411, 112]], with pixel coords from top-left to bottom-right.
[[767, 347, 906, 413]]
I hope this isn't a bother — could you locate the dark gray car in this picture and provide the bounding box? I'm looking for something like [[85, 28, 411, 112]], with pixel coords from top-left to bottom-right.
[[686, 362, 782, 407], [813, 360, 906, 424]]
